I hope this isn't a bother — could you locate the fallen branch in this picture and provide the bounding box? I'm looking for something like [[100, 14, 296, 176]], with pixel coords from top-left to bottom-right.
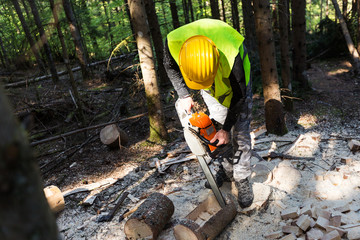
[[5, 54, 135, 88], [264, 151, 315, 161], [62, 178, 118, 197]]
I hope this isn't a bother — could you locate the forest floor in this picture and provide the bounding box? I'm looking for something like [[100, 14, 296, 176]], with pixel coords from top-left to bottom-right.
[[3, 56, 360, 239]]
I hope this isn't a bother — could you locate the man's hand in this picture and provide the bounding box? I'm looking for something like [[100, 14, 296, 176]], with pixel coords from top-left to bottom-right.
[[210, 129, 230, 146], [179, 96, 194, 114]]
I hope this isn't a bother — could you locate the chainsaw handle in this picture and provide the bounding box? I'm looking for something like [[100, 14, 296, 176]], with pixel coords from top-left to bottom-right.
[[188, 128, 223, 147]]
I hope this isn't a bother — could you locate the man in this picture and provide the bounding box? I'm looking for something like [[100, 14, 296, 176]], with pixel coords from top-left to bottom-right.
[[163, 18, 253, 208]]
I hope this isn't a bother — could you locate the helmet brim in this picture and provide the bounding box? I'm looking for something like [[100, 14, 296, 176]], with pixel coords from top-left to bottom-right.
[[183, 74, 214, 90]]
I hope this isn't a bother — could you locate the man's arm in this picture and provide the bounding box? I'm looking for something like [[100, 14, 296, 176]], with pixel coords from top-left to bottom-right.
[[163, 39, 190, 98]]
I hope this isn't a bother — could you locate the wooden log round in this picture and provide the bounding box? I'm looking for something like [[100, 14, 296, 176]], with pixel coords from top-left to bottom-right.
[[43, 185, 65, 213], [174, 194, 237, 240], [100, 124, 128, 148], [124, 192, 174, 240]]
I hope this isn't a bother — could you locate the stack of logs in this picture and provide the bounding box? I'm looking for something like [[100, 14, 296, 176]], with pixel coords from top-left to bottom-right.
[[265, 204, 360, 240]]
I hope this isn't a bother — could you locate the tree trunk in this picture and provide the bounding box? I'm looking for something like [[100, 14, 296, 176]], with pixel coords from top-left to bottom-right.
[[11, 0, 46, 72], [102, 0, 115, 53], [188, 0, 195, 22], [253, 0, 287, 135], [241, 0, 257, 53], [278, 0, 293, 111], [128, 0, 168, 142], [62, 0, 90, 80], [160, 2, 170, 33], [182, 0, 190, 23], [144, 0, 171, 86], [272, 0, 279, 32], [320, 0, 323, 20], [0, 36, 10, 68], [124, 193, 174, 239], [343, 0, 348, 19], [292, 0, 310, 89], [331, 0, 360, 71], [230, 0, 240, 32], [0, 87, 59, 239], [50, 0, 85, 124], [210, 0, 220, 19], [220, 0, 226, 22], [169, 0, 180, 29], [357, 0, 360, 53], [28, 0, 59, 84]]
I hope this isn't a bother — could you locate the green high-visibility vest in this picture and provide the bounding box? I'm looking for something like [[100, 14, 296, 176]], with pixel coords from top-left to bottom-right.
[[167, 18, 250, 108]]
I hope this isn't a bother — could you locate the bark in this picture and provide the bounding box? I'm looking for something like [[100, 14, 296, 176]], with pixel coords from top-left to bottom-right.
[[230, 0, 240, 32], [292, 0, 310, 89], [331, 0, 360, 71], [272, 0, 278, 31], [0, 87, 59, 240], [128, 0, 168, 142], [169, 0, 180, 29], [253, 0, 287, 135], [62, 0, 90, 80], [28, 0, 59, 84], [278, 0, 293, 111], [241, 0, 257, 53], [124, 193, 174, 239], [11, 0, 46, 72], [220, 0, 226, 21], [50, 0, 85, 124], [210, 0, 220, 19], [144, 0, 171, 85]]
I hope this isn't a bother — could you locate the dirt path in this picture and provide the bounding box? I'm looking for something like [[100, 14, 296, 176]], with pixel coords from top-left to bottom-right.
[[44, 59, 360, 239]]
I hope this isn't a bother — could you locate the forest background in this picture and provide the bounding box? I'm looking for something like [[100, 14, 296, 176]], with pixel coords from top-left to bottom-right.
[[1, 0, 360, 239]]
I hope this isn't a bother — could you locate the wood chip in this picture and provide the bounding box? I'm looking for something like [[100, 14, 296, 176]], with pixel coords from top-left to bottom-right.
[[282, 225, 302, 236], [306, 228, 324, 240], [264, 230, 284, 239], [315, 216, 329, 229], [348, 139, 360, 152], [281, 207, 300, 220], [296, 215, 312, 231], [322, 230, 340, 240]]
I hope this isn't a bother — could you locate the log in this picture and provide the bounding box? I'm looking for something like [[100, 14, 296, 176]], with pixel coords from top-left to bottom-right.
[[124, 192, 174, 240], [174, 194, 237, 240], [43, 185, 65, 213], [100, 124, 128, 148]]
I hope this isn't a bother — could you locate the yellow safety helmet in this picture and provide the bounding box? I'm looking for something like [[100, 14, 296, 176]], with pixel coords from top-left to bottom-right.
[[179, 35, 220, 90]]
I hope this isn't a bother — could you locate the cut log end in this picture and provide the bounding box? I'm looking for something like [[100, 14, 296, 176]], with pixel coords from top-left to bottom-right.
[[100, 124, 128, 148], [174, 221, 203, 240], [124, 219, 153, 240], [43, 185, 65, 213]]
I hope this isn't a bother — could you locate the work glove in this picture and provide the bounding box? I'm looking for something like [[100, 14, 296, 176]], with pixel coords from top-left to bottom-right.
[[178, 96, 194, 114]]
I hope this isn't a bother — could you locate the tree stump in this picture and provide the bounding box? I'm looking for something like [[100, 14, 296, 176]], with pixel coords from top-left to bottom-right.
[[43, 185, 65, 213], [124, 192, 174, 239], [100, 124, 128, 148], [173, 194, 237, 240]]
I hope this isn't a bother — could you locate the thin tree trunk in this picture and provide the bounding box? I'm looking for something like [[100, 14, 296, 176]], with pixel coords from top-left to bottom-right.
[[182, 0, 190, 23], [241, 0, 257, 53], [292, 0, 310, 89], [62, 0, 90, 80], [0, 36, 10, 68], [0, 87, 59, 240], [210, 0, 220, 19], [220, 0, 226, 21], [357, 0, 360, 53], [272, 0, 278, 31], [160, 2, 169, 33], [28, 0, 59, 84], [320, 0, 323, 20], [230, 0, 240, 32], [169, 0, 180, 28], [188, 0, 194, 22], [50, 0, 85, 124], [128, 0, 168, 142], [279, 0, 293, 111], [253, 0, 287, 135], [326, 0, 329, 16], [144, 0, 170, 86], [11, 0, 46, 72], [331, 0, 360, 71], [102, 0, 115, 53], [343, 0, 348, 19]]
